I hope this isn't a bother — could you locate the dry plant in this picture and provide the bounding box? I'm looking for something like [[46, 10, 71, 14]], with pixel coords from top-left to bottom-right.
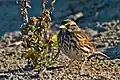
[[20, 0, 57, 69]]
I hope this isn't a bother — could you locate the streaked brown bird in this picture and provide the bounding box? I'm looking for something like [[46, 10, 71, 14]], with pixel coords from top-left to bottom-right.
[[57, 19, 110, 68]]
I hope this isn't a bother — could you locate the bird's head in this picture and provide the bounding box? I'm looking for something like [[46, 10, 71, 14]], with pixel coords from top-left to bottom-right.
[[59, 19, 79, 32]]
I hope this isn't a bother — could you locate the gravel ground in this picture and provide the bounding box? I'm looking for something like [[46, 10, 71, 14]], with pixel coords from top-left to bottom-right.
[[0, 20, 120, 80], [0, 0, 120, 79]]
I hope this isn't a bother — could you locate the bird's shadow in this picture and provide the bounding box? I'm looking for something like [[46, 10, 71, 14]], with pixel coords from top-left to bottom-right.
[[105, 43, 120, 59]]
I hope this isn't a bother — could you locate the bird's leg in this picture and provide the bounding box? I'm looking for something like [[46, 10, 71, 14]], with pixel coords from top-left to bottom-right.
[[79, 54, 97, 75], [79, 57, 88, 73], [81, 57, 87, 69], [53, 48, 60, 60], [66, 59, 75, 68]]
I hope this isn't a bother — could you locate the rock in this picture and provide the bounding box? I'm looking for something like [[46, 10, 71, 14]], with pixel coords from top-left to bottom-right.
[[85, 28, 98, 37], [106, 43, 120, 59], [67, 12, 83, 21]]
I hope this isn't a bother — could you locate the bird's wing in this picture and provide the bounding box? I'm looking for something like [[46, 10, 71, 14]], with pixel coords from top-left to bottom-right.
[[74, 28, 96, 53], [73, 27, 110, 59]]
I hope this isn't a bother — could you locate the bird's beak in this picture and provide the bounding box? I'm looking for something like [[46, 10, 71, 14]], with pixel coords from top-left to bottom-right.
[[59, 25, 66, 29]]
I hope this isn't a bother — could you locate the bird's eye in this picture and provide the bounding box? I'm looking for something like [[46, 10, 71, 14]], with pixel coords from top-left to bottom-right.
[[66, 24, 70, 29]]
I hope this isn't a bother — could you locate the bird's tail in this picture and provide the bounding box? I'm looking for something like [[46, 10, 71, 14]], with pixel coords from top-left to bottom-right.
[[88, 50, 110, 60], [95, 51, 110, 59]]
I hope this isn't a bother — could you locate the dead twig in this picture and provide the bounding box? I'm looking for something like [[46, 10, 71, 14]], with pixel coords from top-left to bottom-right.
[[20, 0, 31, 23]]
